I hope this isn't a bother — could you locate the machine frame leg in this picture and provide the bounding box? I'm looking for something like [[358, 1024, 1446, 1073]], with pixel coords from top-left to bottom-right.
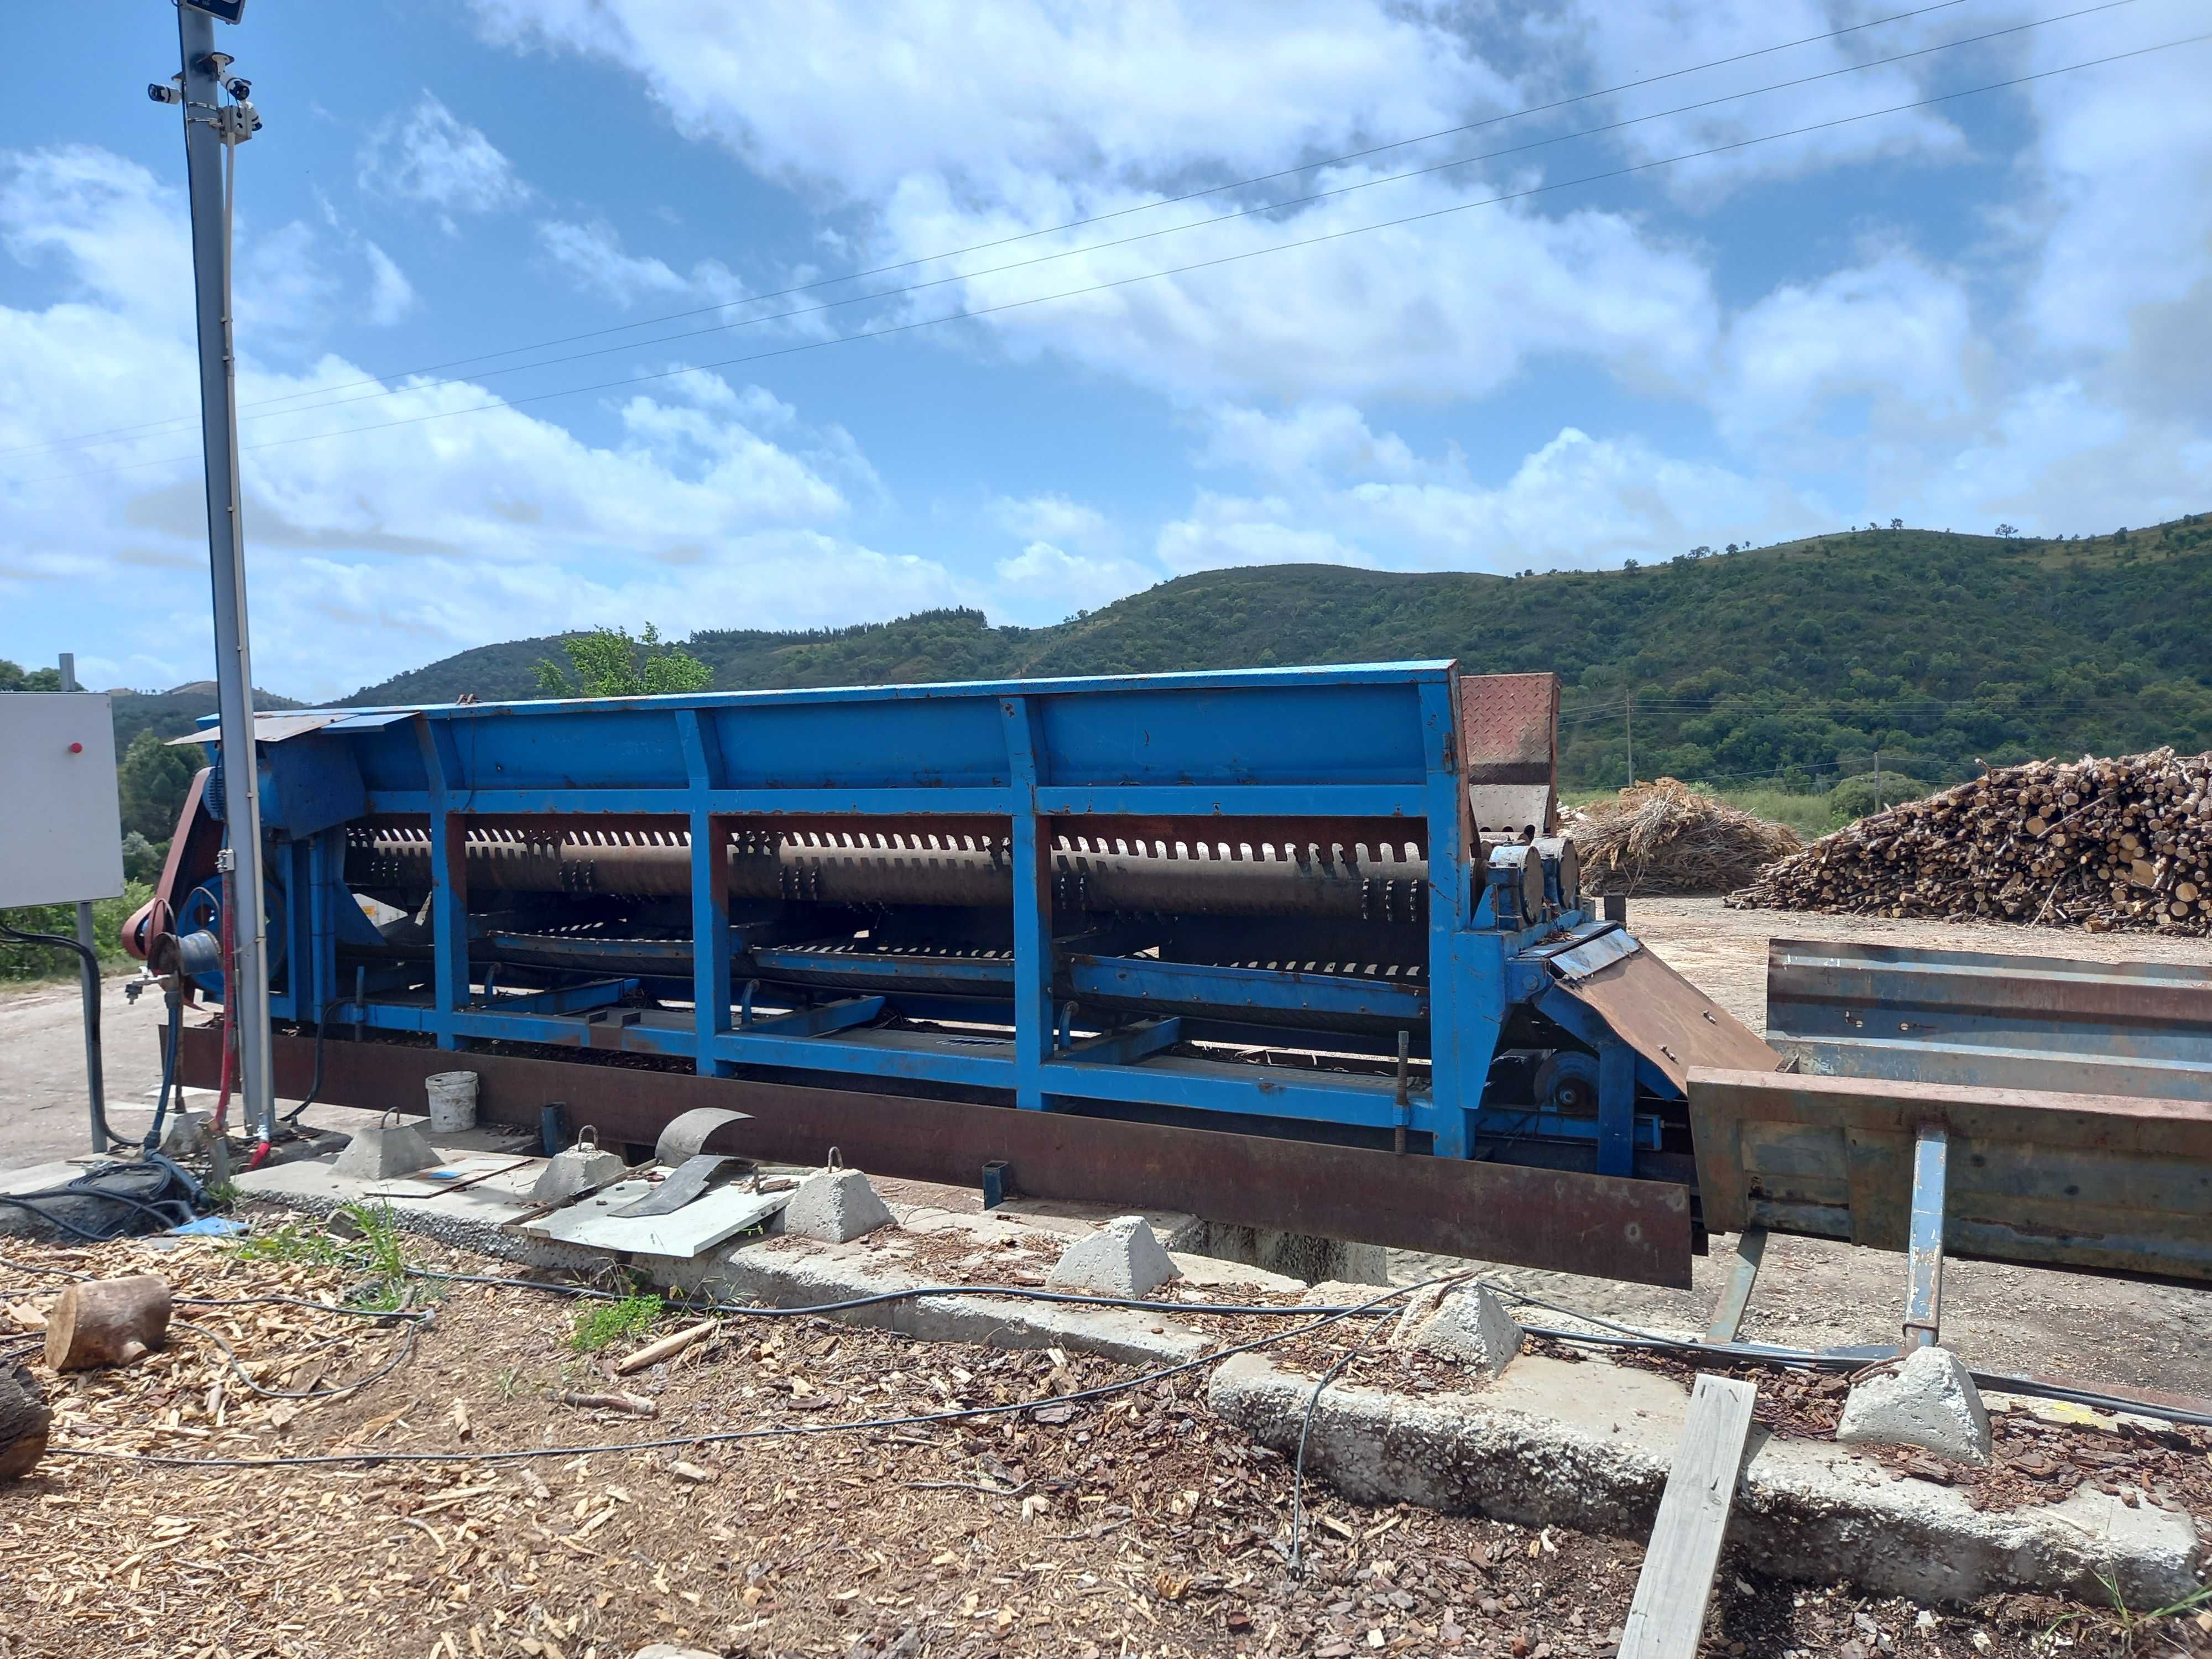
[[1903, 1123, 1949, 1349]]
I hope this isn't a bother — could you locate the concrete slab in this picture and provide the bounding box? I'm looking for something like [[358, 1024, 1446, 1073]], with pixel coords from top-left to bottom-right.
[[522, 1177, 790, 1258], [1208, 1350, 2201, 1605]]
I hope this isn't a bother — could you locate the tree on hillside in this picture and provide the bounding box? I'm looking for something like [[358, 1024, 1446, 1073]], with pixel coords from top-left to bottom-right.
[[0, 659, 62, 691], [117, 728, 202, 841], [1994, 523, 2018, 539], [1890, 518, 1903, 531], [534, 624, 714, 698]]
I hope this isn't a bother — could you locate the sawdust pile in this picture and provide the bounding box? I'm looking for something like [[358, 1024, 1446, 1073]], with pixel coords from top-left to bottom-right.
[[1570, 778, 1805, 896], [1730, 748, 2212, 935]]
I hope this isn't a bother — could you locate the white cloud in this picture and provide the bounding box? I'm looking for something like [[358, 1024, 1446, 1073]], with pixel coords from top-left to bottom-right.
[[1714, 251, 1975, 451], [992, 540, 1157, 620], [1159, 411, 1813, 576], [538, 218, 719, 306], [987, 492, 1109, 547], [471, 0, 1508, 202], [359, 93, 530, 218], [363, 242, 417, 326], [0, 145, 954, 699], [1538, 0, 1967, 202]]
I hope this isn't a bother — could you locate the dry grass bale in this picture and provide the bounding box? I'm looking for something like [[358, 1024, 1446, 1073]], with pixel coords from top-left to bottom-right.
[[1571, 777, 1804, 895], [1729, 748, 2212, 935]]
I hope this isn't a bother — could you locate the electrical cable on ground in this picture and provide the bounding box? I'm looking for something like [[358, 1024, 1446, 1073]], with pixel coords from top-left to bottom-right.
[[2, 0, 1984, 463]]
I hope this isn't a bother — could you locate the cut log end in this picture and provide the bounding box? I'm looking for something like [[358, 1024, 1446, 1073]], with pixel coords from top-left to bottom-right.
[[0, 1361, 53, 1480], [44, 1273, 172, 1374]]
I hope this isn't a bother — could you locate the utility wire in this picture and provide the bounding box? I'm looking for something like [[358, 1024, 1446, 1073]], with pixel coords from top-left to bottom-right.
[[20, 0, 2134, 465], [25, 30, 2204, 492], [4, 0, 1981, 462]]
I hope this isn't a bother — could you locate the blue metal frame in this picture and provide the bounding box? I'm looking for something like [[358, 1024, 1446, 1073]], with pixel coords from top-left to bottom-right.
[[187, 661, 1672, 1162]]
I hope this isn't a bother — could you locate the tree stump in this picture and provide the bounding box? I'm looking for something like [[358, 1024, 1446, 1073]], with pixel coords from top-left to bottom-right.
[[0, 1361, 52, 1479], [43, 1273, 172, 1372]]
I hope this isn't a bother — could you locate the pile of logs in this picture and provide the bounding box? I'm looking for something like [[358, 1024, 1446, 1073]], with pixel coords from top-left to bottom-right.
[[1730, 748, 2212, 933]]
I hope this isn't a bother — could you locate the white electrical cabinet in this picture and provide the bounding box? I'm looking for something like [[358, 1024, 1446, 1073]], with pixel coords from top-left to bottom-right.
[[1, 692, 126, 907]]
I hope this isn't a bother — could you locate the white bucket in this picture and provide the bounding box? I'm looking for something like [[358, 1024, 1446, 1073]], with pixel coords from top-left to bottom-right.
[[425, 1070, 479, 1134]]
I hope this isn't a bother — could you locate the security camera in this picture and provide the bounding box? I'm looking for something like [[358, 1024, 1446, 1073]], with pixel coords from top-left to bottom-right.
[[148, 81, 183, 105], [225, 76, 252, 101]]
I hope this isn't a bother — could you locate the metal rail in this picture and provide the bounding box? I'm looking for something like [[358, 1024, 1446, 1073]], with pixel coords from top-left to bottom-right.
[[1766, 938, 2212, 1101], [180, 1025, 1698, 1286]]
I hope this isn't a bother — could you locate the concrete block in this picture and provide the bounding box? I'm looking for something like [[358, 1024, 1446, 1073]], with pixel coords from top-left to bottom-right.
[[328, 1121, 436, 1181], [531, 1141, 628, 1204], [1046, 1214, 1178, 1296], [782, 1167, 893, 1243], [157, 1109, 211, 1157], [1390, 1284, 1524, 1375], [1836, 1344, 1992, 1465]]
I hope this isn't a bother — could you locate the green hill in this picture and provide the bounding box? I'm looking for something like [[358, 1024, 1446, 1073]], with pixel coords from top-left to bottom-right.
[[340, 515, 2212, 791]]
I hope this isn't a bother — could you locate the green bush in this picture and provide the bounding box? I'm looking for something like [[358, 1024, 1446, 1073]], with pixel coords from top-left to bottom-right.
[[1824, 771, 1929, 825], [0, 881, 153, 983]]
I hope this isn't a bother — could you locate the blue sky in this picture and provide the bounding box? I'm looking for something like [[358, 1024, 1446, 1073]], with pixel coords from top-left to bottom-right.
[[2, 1, 2206, 699]]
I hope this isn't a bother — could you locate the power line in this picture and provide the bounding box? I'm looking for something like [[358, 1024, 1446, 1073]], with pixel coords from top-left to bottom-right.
[[3, 0, 1980, 463], [32, 0, 2135, 462], [22, 31, 2207, 490]]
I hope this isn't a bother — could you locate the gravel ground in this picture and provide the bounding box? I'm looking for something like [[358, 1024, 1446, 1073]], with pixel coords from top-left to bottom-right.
[[4, 1230, 2208, 1659]]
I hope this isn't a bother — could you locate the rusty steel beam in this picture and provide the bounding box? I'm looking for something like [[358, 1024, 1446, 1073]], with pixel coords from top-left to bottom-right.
[[181, 1025, 1694, 1286]]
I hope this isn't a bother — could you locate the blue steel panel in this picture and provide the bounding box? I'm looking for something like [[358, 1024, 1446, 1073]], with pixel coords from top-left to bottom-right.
[[707, 697, 1010, 791], [1035, 680, 1434, 788]]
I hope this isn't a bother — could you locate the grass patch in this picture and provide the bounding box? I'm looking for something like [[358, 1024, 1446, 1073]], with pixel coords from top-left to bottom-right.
[[572, 1293, 662, 1353], [234, 1200, 411, 1311]]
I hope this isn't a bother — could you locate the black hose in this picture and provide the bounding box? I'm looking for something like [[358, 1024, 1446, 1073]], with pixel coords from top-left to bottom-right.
[[281, 998, 343, 1126], [142, 981, 186, 1152], [0, 921, 122, 1149]]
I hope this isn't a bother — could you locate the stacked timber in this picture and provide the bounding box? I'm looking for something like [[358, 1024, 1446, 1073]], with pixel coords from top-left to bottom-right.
[[1573, 778, 1804, 896], [1729, 749, 2212, 934]]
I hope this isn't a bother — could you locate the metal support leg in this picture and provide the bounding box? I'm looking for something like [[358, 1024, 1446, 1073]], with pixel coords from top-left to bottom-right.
[[1903, 1123, 1949, 1349], [1703, 1225, 1767, 1345], [1001, 696, 1051, 1110], [1597, 1040, 1636, 1178]]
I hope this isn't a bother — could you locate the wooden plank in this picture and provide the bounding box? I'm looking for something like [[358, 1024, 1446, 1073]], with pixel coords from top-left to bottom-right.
[[1619, 1374, 1759, 1659]]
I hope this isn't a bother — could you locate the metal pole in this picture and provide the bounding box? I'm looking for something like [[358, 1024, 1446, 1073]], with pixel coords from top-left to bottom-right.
[[175, 5, 274, 1145], [57, 653, 109, 1152], [1624, 691, 1635, 787]]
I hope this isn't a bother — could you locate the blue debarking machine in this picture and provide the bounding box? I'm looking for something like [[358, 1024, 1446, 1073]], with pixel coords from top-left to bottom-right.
[[138, 662, 1786, 1286]]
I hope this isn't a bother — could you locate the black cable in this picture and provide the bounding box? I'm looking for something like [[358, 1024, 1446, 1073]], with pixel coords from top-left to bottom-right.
[[4, 0, 1984, 464], [31, 30, 2208, 491], [0, 1156, 207, 1244], [173, 1310, 430, 1402], [281, 998, 345, 1126], [142, 982, 186, 1152], [1290, 1278, 1453, 1575], [0, 921, 122, 1150]]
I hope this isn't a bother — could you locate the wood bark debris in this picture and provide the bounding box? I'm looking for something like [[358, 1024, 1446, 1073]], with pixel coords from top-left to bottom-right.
[[1731, 748, 2212, 935]]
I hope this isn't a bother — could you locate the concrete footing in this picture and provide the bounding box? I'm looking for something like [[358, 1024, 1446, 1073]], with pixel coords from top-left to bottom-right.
[[328, 1122, 436, 1181], [1391, 1284, 1524, 1374], [1046, 1214, 1179, 1296], [782, 1167, 893, 1243], [1207, 1351, 2200, 1605], [1835, 1344, 1994, 1465]]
